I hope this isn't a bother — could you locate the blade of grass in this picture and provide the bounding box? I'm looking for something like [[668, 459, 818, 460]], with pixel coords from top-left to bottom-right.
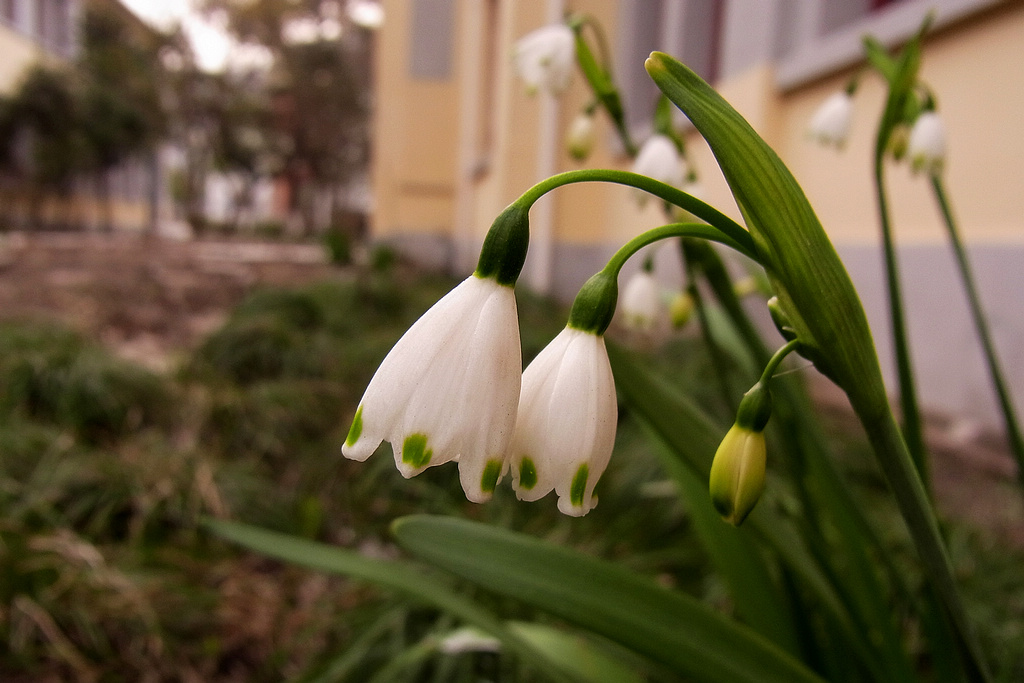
[[203, 518, 581, 683]]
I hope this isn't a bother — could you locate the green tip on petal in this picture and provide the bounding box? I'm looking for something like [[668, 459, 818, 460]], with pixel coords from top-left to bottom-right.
[[345, 405, 363, 447], [480, 459, 502, 494], [518, 457, 538, 490], [570, 463, 590, 508], [402, 433, 433, 469]]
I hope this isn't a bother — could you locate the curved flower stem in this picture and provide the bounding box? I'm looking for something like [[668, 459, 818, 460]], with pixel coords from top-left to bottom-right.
[[874, 159, 929, 489], [604, 222, 757, 274], [568, 17, 637, 156], [761, 339, 801, 383], [571, 13, 614, 74], [518, 169, 758, 261], [931, 175, 1024, 489]]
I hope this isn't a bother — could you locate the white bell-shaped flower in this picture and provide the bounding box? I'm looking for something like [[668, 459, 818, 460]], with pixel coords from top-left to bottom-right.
[[907, 111, 946, 176], [632, 134, 686, 190], [513, 24, 575, 96], [507, 327, 618, 516], [808, 91, 854, 148], [343, 275, 521, 503], [620, 270, 663, 332]]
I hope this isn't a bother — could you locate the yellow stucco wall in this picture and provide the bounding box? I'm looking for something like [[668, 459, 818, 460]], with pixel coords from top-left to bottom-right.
[[0, 25, 50, 93], [371, 0, 462, 241], [373, 1, 1024, 268], [774, 3, 1024, 247]]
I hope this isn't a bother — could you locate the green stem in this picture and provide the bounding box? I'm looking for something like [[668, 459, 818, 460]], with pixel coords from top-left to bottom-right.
[[605, 222, 756, 274], [761, 339, 800, 383], [856, 405, 991, 683], [874, 159, 929, 488], [931, 175, 1024, 488], [682, 247, 737, 410], [518, 169, 757, 260]]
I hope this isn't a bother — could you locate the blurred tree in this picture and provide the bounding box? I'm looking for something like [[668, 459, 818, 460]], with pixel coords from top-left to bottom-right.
[[202, 0, 372, 236], [0, 3, 165, 231], [78, 2, 166, 231], [0, 67, 92, 229]]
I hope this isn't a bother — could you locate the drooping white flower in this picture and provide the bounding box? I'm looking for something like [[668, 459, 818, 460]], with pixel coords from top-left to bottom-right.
[[513, 24, 575, 96], [632, 134, 686, 190], [566, 111, 595, 161], [620, 270, 663, 332], [438, 628, 502, 655], [807, 91, 854, 148], [343, 275, 521, 502], [907, 111, 946, 176], [507, 327, 617, 516]]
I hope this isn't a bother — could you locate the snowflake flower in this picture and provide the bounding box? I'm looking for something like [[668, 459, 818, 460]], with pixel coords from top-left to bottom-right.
[[343, 275, 521, 502]]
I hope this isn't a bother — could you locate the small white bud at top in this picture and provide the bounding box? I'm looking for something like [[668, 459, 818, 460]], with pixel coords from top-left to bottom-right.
[[808, 91, 854, 148]]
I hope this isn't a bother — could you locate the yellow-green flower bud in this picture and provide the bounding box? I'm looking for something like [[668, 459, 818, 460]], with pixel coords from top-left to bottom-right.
[[709, 424, 767, 526], [732, 276, 758, 299], [710, 381, 772, 525], [669, 291, 694, 328]]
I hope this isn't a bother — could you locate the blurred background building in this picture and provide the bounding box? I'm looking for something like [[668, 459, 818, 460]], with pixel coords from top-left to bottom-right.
[[370, 0, 1024, 429], [0, 0, 164, 233]]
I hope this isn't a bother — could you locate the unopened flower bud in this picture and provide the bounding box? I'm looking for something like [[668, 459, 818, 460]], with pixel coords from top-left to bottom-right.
[[709, 424, 767, 526], [709, 382, 772, 525], [620, 269, 663, 332], [566, 111, 596, 161], [669, 291, 694, 328]]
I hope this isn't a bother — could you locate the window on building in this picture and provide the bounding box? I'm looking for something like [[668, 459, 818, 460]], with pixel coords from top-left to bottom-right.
[[777, 0, 1001, 89], [1, 0, 16, 25], [408, 0, 455, 80], [617, 0, 724, 137]]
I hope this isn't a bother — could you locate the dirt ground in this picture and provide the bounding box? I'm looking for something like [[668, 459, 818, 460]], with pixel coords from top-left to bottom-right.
[[1, 230, 1021, 546], [0, 231, 342, 372]]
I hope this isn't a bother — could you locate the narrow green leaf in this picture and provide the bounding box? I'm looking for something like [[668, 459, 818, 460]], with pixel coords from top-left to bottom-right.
[[645, 50, 990, 681], [645, 51, 885, 413], [862, 36, 898, 83], [392, 515, 825, 683], [203, 519, 581, 683], [508, 622, 645, 683]]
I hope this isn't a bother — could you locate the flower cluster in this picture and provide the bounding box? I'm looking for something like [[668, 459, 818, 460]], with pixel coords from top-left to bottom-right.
[[343, 258, 618, 516]]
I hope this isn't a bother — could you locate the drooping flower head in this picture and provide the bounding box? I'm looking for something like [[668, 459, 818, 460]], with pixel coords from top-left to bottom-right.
[[566, 110, 596, 161], [507, 271, 618, 516], [907, 110, 946, 176], [513, 24, 576, 96], [632, 134, 686, 190], [807, 91, 854, 148], [619, 264, 663, 332], [343, 205, 530, 502]]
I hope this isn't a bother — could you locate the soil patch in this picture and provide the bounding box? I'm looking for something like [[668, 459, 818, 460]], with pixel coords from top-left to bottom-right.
[[0, 231, 343, 371]]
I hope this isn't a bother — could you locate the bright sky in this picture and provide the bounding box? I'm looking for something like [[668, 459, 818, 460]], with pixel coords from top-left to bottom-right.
[[117, 0, 383, 72], [118, 0, 232, 71]]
